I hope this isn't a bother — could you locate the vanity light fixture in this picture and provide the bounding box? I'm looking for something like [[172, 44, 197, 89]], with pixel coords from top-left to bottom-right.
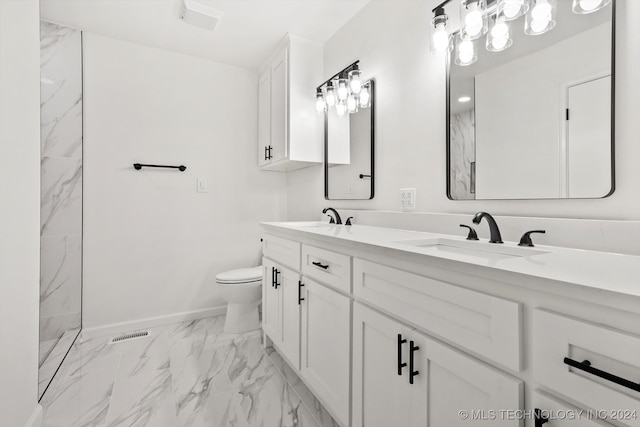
[[430, 7, 450, 53], [432, 0, 610, 65], [572, 0, 610, 14], [315, 61, 370, 117]]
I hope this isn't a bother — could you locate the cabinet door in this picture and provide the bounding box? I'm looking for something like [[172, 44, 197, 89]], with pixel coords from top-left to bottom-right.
[[352, 302, 413, 427], [279, 267, 301, 370], [262, 259, 280, 341], [270, 47, 288, 163], [531, 390, 614, 427], [258, 69, 271, 167], [410, 331, 524, 427], [301, 278, 351, 427]]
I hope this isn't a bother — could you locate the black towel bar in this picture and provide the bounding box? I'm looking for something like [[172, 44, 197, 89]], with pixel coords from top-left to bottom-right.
[[133, 163, 186, 171]]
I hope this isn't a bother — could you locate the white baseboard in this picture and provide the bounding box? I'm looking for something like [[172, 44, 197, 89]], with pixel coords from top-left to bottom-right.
[[81, 306, 226, 339], [24, 404, 42, 427]]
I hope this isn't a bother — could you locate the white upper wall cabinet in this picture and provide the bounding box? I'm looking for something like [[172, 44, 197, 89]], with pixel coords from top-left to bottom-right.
[[258, 34, 323, 171]]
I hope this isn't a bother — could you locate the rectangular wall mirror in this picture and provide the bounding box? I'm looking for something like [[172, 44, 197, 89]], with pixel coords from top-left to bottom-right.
[[447, 0, 614, 200], [324, 79, 375, 200]]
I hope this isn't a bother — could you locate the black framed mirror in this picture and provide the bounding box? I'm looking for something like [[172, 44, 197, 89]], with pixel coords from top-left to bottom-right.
[[446, 0, 615, 200], [324, 78, 375, 200]]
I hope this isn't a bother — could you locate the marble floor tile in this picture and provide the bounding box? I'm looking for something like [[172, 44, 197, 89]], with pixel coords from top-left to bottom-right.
[[41, 316, 324, 427]]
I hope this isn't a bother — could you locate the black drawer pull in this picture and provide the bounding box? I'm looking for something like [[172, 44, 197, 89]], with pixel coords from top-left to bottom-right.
[[298, 281, 305, 304], [409, 340, 420, 384], [397, 334, 407, 376], [534, 408, 549, 427], [273, 268, 280, 289], [563, 357, 640, 393], [312, 261, 329, 270], [271, 267, 276, 288]]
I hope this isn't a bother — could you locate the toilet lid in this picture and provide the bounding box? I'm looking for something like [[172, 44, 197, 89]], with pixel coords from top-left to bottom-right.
[[216, 266, 262, 284]]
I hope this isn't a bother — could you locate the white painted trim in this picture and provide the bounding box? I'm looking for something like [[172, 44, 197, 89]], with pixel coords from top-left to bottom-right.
[[24, 404, 43, 427], [81, 306, 226, 339]]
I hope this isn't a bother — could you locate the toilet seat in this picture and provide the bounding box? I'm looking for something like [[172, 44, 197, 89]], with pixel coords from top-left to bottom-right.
[[216, 266, 262, 284]]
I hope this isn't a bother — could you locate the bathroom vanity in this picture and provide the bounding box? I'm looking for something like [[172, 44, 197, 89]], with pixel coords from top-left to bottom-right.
[[260, 221, 640, 427]]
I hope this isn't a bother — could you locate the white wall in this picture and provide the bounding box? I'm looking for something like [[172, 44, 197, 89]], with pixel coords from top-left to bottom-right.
[[0, 0, 42, 426], [82, 34, 287, 329], [286, 0, 640, 222]]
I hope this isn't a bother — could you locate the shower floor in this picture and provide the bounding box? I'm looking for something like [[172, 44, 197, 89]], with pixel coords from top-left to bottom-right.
[[39, 316, 337, 427]]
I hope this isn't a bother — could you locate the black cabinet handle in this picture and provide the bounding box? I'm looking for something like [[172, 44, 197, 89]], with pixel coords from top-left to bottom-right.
[[264, 146, 268, 161], [409, 340, 420, 385], [312, 261, 329, 270], [298, 281, 305, 304], [564, 357, 640, 392], [267, 145, 272, 159], [534, 408, 549, 427], [271, 267, 276, 288], [273, 269, 280, 289], [397, 334, 407, 376]]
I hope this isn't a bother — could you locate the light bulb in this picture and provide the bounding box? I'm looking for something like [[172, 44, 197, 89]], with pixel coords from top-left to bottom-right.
[[347, 94, 358, 113], [359, 86, 370, 108], [530, 18, 549, 33], [531, 0, 551, 20], [325, 84, 336, 107], [315, 91, 326, 113], [457, 39, 475, 65], [491, 37, 508, 50], [579, 0, 602, 11], [337, 78, 349, 101], [348, 68, 362, 94], [502, 1, 521, 19], [336, 100, 346, 117], [491, 20, 508, 38], [432, 23, 449, 52], [464, 1, 484, 37]]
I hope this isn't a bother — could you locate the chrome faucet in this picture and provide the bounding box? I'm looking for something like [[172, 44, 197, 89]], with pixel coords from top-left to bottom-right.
[[322, 207, 342, 224], [472, 212, 503, 243]]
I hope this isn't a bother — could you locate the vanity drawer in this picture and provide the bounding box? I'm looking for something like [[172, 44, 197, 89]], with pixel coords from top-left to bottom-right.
[[532, 309, 640, 427], [531, 389, 614, 427], [301, 245, 351, 293], [353, 258, 522, 371], [263, 234, 301, 271]]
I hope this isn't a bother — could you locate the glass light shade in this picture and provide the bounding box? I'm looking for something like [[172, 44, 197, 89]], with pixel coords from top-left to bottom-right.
[[572, 0, 610, 14], [497, 0, 528, 21], [454, 34, 477, 66], [460, 0, 488, 40], [315, 90, 326, 113], [525, 0, 556, 35], [337, 78, 349, 101], [486, 14, 513, 52], [359, 85, 371, 108], [335, 100, 347, 117], [325, 83, 336, 107], [347, 94, 358, 113], [430, 8, 450, 53], [348, 68, 362, 94]]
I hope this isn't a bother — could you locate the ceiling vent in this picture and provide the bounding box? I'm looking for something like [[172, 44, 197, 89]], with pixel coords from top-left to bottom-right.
[[180, 0, 224, 31]]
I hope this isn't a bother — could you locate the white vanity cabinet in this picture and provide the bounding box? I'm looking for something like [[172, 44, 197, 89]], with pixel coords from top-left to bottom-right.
[[258, 34, 323, 171], [352, 302, 523, 427]]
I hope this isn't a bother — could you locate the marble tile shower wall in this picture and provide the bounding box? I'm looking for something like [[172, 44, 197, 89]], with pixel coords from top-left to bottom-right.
[[449, 109, 475, 200], [39, 21, 82, 364]]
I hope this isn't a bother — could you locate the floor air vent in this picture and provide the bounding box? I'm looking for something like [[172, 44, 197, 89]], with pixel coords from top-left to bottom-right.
[[109, 330, 150, 344]]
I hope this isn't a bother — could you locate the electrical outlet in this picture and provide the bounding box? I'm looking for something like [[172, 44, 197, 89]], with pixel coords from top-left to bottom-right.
[[400, 188, 416, 210]]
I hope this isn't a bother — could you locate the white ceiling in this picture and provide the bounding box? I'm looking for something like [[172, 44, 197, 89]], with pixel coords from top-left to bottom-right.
[[40, 0, 370, 69]]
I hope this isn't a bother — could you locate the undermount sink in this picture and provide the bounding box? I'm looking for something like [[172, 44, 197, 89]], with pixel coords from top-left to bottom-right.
[[393, 238, 549, 262]]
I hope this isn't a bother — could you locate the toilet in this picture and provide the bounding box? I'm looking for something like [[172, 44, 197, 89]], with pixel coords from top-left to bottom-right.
[[217, 266, 263, 334]]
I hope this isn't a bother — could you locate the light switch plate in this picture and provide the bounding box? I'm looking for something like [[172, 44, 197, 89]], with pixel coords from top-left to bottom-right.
[[197, 177, 208, 193], [400, 188, 416, 210]]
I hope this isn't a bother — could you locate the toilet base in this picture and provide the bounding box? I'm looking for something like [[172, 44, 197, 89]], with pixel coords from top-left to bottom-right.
[[224, 302, 260, 334]]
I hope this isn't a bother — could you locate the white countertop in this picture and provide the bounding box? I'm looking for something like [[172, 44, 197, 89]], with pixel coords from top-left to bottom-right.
[[261, 221, 640, 301]]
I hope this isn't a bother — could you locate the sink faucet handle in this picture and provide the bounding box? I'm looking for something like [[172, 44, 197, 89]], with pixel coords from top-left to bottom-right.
[[345, 217, 354, 226], [459, 224, 479, 241], [327, 215, 335, 224], [518, 230, 546, 247]]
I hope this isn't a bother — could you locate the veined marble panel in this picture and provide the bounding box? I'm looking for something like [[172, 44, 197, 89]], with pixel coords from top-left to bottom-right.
[[41, 22, 82, 82], [41, 311, 81, 343], [39, 329, 80, 399], [41, 156, 82, 236], [450, 109, 476, 200], [40, 235, 82, 317]]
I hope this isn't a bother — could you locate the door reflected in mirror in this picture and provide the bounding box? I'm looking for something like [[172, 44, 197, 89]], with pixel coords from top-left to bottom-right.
[[447, 1, 614, 200], [325, 79, 374, 200]]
